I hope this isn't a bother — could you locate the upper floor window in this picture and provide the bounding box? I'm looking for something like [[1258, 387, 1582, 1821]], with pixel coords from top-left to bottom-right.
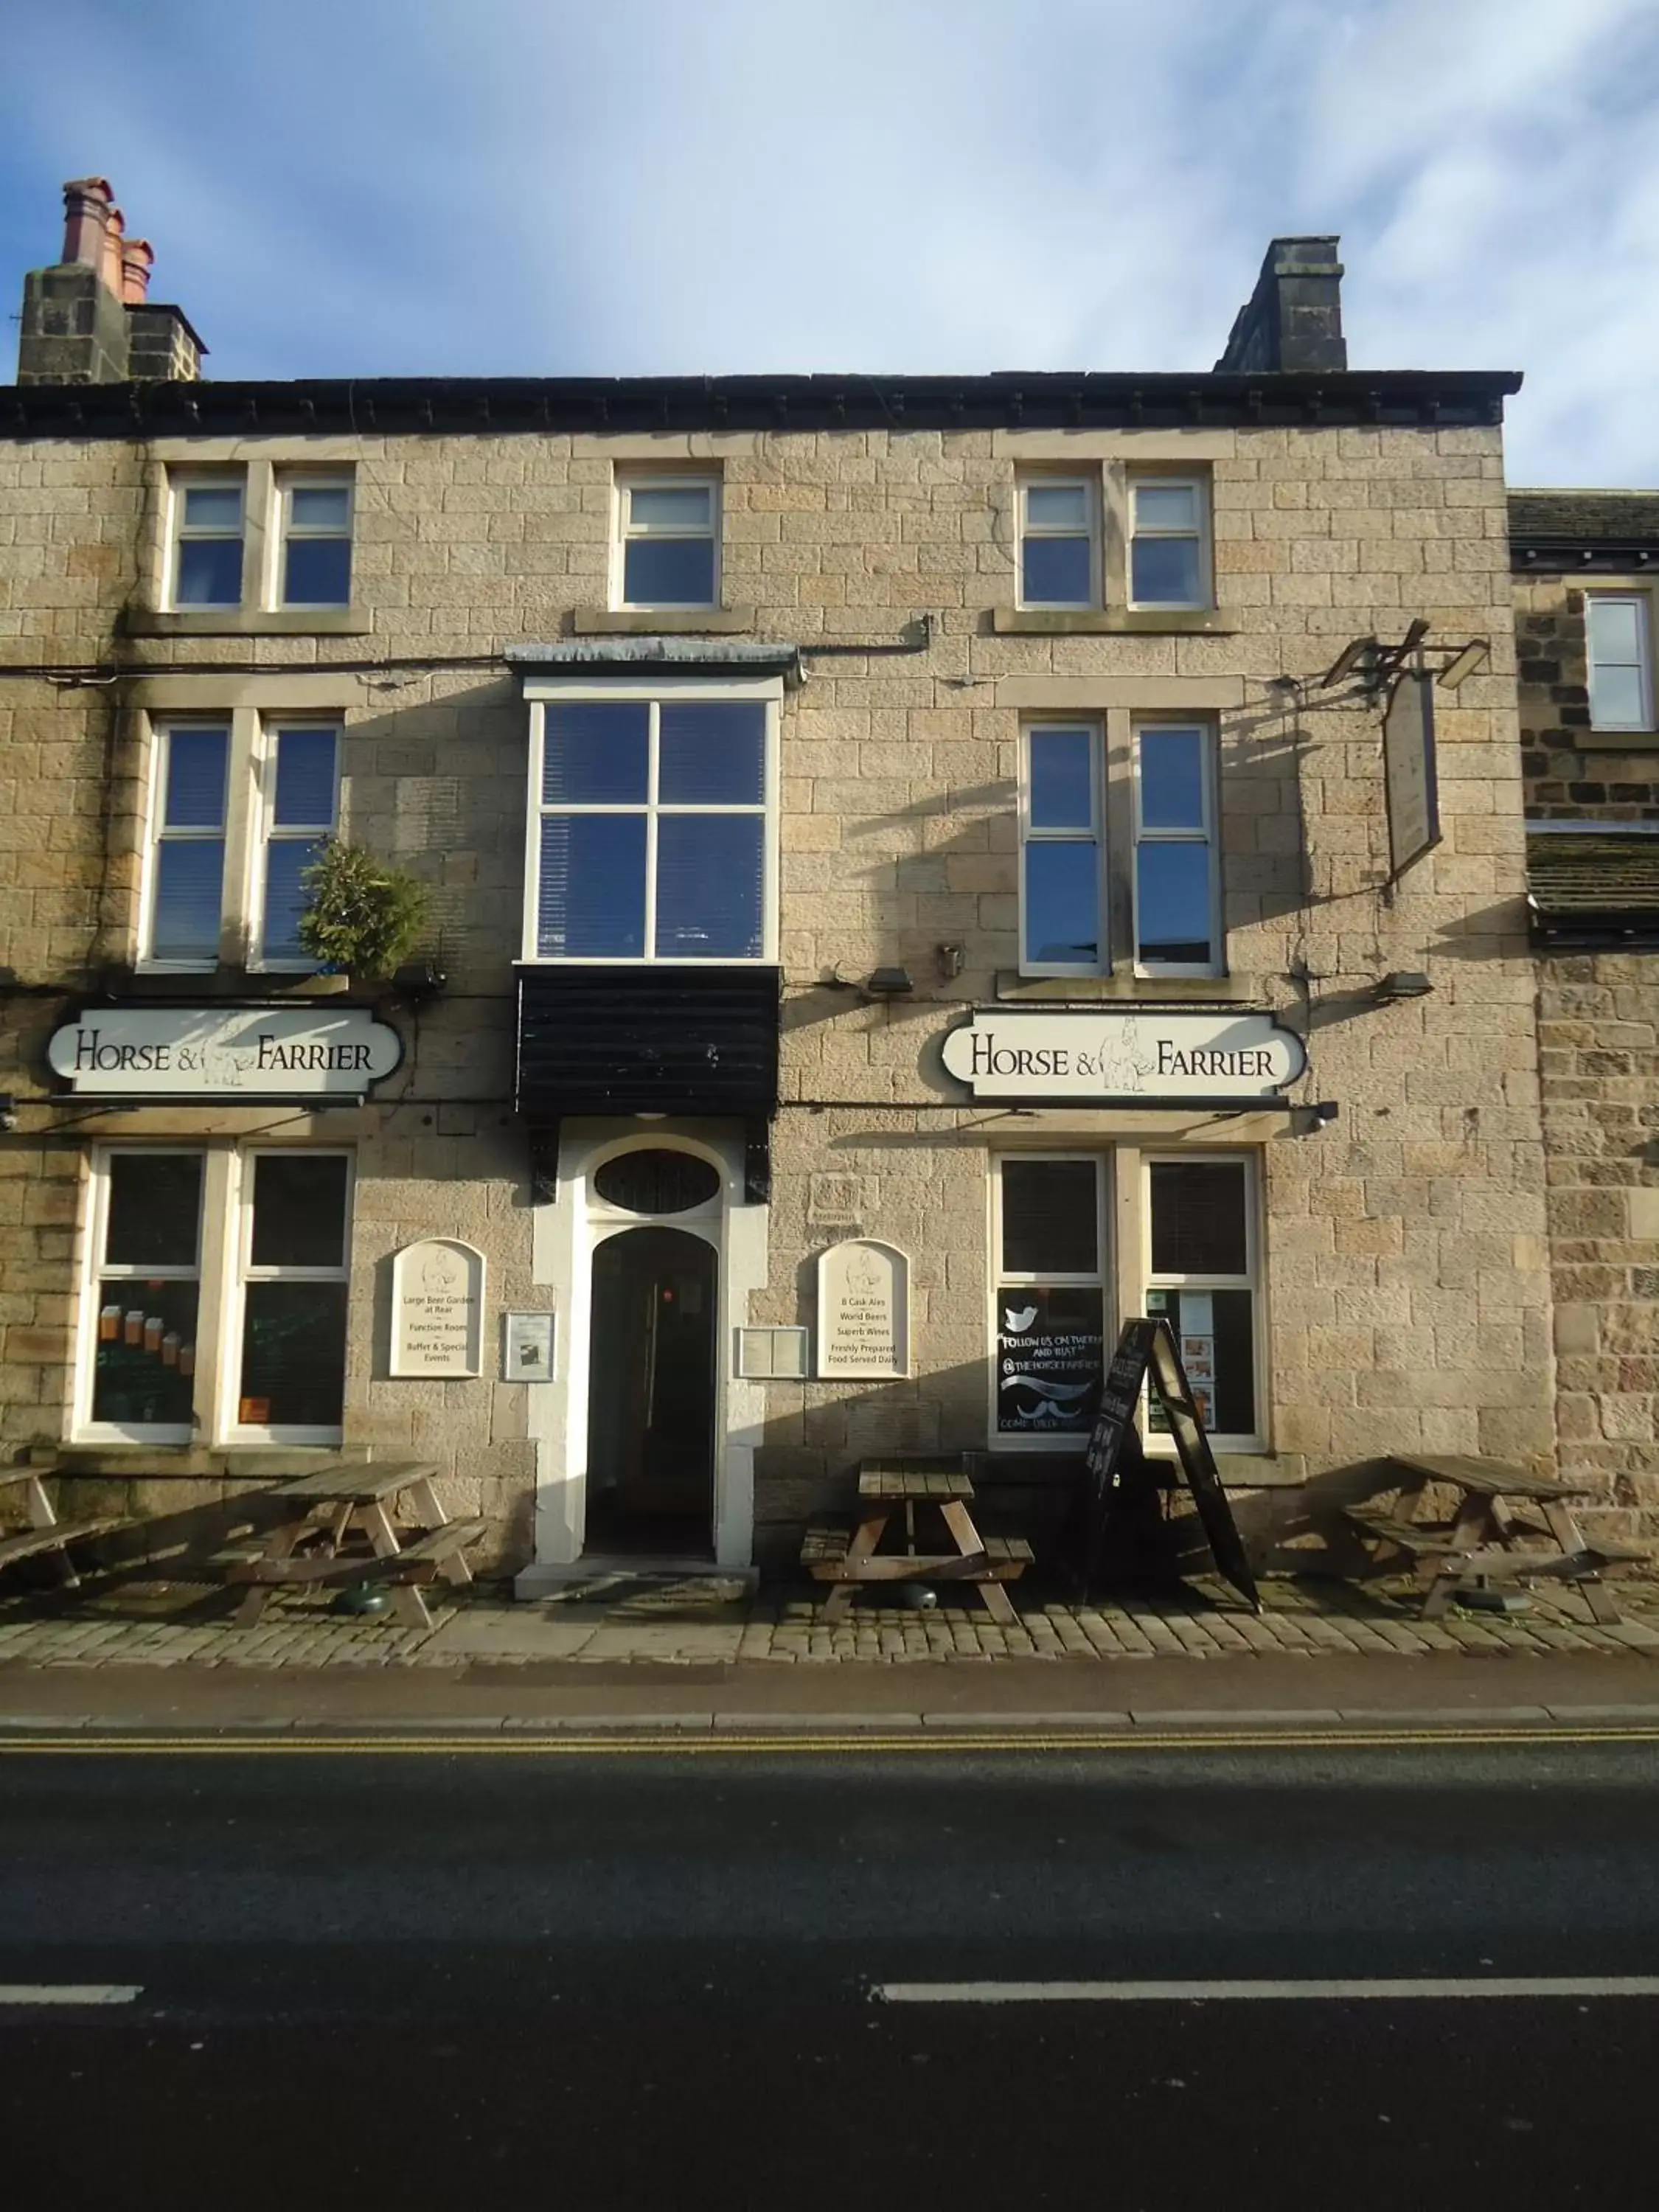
[[526, 685, 777, 961], [277, 476, 353, 608], [164, 466, 356, 613], [255, 726, 341, 967], [1018, 717, 1222, 978], [1018, 477, 1096, 608], [142, 716, 341, 972], [1586, 592, 1654, 732], [1133, 722, 1220, 972], [1128, 476, 1209, 610], [1020, 723, 1102, 973], [616, 476, 720, 608], [149, 723, 230, 964], [170, 477, 245, 608]]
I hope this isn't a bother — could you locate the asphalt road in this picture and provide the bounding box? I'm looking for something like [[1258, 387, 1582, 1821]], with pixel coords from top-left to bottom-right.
[[3, 1739, 1658, 2208]]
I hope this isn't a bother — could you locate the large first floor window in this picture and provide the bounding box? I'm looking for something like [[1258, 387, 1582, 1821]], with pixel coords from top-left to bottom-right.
[[991, 1149, 1262, 1450], [80, 1146, 353, 1446], [525, 682, 779, 964]]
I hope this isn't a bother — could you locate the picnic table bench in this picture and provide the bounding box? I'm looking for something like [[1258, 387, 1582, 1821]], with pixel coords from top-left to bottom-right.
[[0, 1468, 135, 1590], [801, 1459, 1033, 1624], [1343, 1453, 1646, 1621], [217, 1461, 484, 1630]]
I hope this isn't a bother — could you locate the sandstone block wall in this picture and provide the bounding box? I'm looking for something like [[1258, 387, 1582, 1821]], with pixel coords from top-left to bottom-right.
[[1515, 570, 1659, 1546], [0, 414, 1550, 1570]]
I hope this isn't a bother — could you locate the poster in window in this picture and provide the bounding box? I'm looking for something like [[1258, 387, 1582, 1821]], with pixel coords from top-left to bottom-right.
[[996, 1286, 1104, 1435]]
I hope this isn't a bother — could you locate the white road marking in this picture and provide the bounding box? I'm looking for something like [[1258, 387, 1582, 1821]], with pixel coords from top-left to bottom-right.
[[872, 1977, 1659, 2004], [0, 1984, 142, 2006]]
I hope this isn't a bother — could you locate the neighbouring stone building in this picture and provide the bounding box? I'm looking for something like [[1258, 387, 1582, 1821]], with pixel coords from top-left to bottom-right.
[[1513, 490, 1659, 1551], [0, 186, 1565, 1582]]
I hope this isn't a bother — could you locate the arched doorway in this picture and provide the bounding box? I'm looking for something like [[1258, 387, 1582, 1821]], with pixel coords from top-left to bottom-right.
[[586, 1224, 717, 1555]]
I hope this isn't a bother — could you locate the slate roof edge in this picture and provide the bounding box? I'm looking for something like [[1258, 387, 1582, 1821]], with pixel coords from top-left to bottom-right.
[[1509, 487, 1659, 566], [0, 367, 1522, 442]]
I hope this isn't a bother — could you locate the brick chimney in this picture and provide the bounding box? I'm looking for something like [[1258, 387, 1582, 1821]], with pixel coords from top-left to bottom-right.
[[15, 176, 206, 384], [1214, 237, 1346, 374]]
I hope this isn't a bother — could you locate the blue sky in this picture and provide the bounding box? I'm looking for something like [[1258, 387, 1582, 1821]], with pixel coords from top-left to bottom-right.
[[3, 0, 1657, 484]]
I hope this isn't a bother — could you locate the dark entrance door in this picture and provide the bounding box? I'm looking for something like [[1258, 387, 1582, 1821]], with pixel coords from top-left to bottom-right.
[[586, 1226, 717, 1555]]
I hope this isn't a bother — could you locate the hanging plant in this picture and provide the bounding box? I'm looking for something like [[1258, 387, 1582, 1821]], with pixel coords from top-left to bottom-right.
[[296, 839, 430, 980]]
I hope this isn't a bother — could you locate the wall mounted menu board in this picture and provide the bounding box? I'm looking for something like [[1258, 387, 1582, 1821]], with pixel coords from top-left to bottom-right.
[[1074, 1316, 1259, 1612]]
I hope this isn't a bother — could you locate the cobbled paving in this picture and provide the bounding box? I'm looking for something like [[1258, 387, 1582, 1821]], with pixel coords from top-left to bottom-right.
[[1, 1572, 1657, 1669]]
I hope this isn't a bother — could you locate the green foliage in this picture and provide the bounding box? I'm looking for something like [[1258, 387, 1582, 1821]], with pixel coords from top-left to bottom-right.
[[296, 839, 429, 980]]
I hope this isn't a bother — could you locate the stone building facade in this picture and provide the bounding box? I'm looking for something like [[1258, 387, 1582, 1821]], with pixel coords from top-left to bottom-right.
[[1513, 491, 1659, 1550], [0, 187, 1555, 1580]]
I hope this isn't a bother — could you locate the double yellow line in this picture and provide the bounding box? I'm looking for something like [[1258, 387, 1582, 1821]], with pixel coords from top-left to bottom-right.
[[4, 1725, 1659, 1756]]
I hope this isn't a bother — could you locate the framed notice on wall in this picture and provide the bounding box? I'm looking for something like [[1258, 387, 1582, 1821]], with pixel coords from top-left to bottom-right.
[[502, 1311, 555, 1382]]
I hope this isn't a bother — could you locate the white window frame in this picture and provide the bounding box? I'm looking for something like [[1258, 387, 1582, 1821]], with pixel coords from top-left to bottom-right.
[[271, 472, 354, 611], [74, 1148, 208, 1447], [1016, 473, 1099, 611], [139, 719, 232, 974], [224, 1148, 354, 1446], [74, 1146, 355, 1449], [612, 473, 722, 611], [165, 470, 246, 611], [988, 1152, 1111, 1453], [1141, 1150, 1265, 1455], [247, 719, 341, 973], [521, 675, 782, 964], [1131, 718, 1222, 978], [1127, 473, 1211, 613], [1585, 590, 1655, 734], [1018, 719, 1106, 977]]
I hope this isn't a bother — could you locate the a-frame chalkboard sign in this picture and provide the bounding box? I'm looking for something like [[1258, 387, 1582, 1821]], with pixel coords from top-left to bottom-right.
[[1076, 1316, 1259, 1612]]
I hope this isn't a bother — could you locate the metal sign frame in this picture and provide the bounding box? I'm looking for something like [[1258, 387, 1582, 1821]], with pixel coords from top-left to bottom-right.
[[1075, 1316, 1259, 1612], [1382, 667, 1442, 883]]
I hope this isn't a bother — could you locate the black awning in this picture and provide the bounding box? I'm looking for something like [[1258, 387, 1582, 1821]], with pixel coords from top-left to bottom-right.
[[515, 964, 781, 1119]]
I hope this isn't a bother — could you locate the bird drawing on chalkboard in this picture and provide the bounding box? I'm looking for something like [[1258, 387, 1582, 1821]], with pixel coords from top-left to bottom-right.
[[1003, 1304, 1039, 1334]]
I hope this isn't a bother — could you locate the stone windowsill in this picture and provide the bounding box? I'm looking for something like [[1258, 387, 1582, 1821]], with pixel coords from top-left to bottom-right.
[[122, 608, 374, 638], [990, 607, 1235, 637], [1148, 1452, 1307, 1489], [571, 608, 757, 636], [118, 968, 355, 1001], [32, 1445, 369, 1480], [1579, 728, 1659, 751], [995, 971, 1262, 1004]]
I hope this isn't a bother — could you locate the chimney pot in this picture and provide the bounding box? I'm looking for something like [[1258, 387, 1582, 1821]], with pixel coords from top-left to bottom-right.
[[120, 238, 155, 305], [60, 176, 114, 271], [100, 204, 127, 299]]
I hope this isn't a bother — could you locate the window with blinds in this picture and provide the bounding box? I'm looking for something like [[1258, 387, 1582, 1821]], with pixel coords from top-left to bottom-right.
[[531, 692, 774, 962]]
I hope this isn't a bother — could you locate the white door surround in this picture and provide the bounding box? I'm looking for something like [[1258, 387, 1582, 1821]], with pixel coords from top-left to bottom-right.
[[515, 1119, 768, 1594]]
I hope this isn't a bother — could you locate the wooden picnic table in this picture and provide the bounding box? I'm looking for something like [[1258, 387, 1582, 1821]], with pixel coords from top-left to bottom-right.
[[218, 1461, 485, 1631], [0, 1467, 134, 1591], [1343, 1452, 1646, 1621], [801, 1461, 1032, 1625]]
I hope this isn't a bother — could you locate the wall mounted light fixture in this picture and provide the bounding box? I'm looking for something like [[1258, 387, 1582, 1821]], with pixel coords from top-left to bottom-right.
[[1371, 970, 1434, 1005], [864, 967, 914, 998]]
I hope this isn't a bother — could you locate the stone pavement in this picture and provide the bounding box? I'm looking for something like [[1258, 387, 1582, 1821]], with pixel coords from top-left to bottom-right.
[[2, 1568, 1658, 1674]]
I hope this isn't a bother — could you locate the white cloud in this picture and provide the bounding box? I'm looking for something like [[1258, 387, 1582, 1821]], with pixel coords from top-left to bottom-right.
[[1, 0, 1655, 480]]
